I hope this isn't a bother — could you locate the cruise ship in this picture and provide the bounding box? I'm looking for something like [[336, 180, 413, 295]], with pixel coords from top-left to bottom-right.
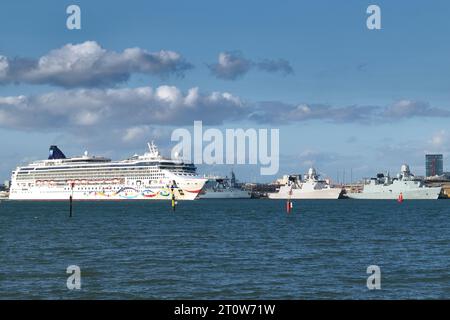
[[346, 164, 442, 200], [198, 171, 251, 199], [9, 142, 207, 201], [268, 168, 343, 199]]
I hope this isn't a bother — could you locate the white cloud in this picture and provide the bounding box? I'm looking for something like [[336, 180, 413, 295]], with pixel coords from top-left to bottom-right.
[[0, 41, 193, 87], [0, 86, 244, 131], [0, 56, 8, 78], [155, 85, 182, 105], [251, 100, 450, 124], [73, 111, 101, 126], [122, 126, 154, 143], [0, 95, 26, 105], [208, 51, 252, 80], [208, 51, 294, 80], [429, 130, 448, 149], [383, 100, 450, 118], [1, 88, 449, 136], [184, 87, 199, 106]]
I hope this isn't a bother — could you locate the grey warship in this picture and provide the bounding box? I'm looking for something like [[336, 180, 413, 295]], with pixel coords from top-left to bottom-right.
[[347, 164, 442, 200]]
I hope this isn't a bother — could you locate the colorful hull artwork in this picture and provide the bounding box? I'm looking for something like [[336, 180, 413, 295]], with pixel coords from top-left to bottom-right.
[[80, 187, 200, 200]]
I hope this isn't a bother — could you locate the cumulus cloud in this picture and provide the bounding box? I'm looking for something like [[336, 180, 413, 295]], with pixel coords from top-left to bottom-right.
[[207, 51, 252, 80], [208, 51, 294, 80], [120, 125, 175, 147], [0, 86, 244, 131], [0, 56, 8, 78], [249, 102, 378, 124], [0, 41, 193, 87], [249, 100, 450, 124], [297, 150, 341, 168], [383, 100, 450, 118], [1, 87, 449, 135], [428, 130, 449, 150]]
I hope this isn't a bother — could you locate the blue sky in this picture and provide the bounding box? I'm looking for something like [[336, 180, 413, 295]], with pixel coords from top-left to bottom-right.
[[1, 0, 449, 182]]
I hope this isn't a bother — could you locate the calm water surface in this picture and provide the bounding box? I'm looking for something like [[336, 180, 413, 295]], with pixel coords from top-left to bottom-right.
[[0, 199, 449, 299]]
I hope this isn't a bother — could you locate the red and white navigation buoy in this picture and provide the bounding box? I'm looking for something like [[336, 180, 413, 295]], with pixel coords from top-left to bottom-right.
[[286, 200, 293, 213], [286, 187, 294, 213]]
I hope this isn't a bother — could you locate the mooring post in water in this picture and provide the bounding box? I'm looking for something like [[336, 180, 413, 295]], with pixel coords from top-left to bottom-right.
[[69, 195, 73, 217], [171, 186, 176, 211], [69, 182, 75, 217]]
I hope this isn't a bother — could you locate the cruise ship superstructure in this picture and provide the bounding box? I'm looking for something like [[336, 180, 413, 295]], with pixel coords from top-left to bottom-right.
[[9, 142, 207, 201], [346, 164, 442, 200], [268, 168, 343, 199]]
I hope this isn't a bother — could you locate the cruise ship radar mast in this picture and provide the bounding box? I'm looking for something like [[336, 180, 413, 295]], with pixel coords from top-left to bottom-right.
[[146, 141, 161, 159]]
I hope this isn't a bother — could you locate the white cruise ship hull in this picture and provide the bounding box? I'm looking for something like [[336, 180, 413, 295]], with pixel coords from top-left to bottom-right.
[[199, 189, 251, 199], [9, 183, 205, 201], [9, 143, 207, 201], [268, 188, 342, 200], [347, 187, 442, 200]]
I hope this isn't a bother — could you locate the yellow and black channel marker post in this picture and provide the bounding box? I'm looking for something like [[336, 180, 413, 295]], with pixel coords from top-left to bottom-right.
[[171, 186, 176, 211]]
